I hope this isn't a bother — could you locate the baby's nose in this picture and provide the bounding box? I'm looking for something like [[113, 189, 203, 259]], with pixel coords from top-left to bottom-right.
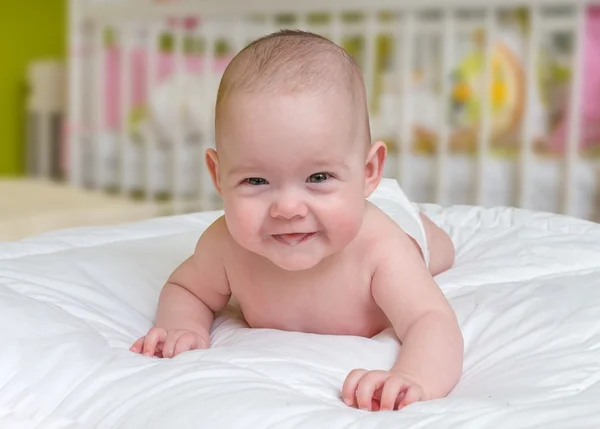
[[269, 192, 309, 219]]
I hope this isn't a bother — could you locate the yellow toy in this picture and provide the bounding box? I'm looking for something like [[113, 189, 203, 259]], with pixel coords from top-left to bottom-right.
[[414, 30, 526, 156]]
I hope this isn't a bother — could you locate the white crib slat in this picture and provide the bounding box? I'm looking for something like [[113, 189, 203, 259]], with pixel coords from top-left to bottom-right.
[[363, 12, 377, 109], [171, 22, 186, 214], [144, 24, 159, 202], [92, 22, 106, 190], [232, 16, 246, 53], [330, 10, 342, 46], [398, 11, 415, 191], [264, 14, 277, 36], [421, 30, 438, 118], [38, 101, 51, 179], [67, 0, 84, 187], [119, 24, 133, 194], [563, 4, 586, 216], [475, 8, 496, 205], [294, 13, 310, 34], [518, 6, 540, 210], [201, 21, 216, 211], [295, 13, 308, 35], [435, 10, 455, 205]]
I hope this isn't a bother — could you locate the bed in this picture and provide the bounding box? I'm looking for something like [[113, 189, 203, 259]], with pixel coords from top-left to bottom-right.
[[1, 179, 599, 428]]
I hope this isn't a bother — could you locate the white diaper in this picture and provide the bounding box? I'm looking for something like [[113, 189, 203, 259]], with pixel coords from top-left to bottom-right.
[[367, 178, 430, 267]]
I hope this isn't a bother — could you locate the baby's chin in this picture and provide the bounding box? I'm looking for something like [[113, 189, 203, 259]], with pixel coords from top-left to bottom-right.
[[266, 254, 325, 272], [259, 244, 334, 271]]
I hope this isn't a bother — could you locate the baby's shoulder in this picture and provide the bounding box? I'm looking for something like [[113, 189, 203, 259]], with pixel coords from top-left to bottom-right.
[[362, 202, 406, 238], [194, 215, 232, 255], [358, 202, 417, 260]]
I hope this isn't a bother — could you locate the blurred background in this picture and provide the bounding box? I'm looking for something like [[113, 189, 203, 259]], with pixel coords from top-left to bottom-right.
[[1, 0, 159, 241], [1, 0, 599, 241]]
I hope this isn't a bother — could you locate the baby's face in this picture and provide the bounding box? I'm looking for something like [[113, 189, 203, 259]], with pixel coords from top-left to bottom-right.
[[212, 92, 371, 271]]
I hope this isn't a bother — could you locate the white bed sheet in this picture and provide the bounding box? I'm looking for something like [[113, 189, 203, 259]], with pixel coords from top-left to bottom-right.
[[1, 182, 600, 428]]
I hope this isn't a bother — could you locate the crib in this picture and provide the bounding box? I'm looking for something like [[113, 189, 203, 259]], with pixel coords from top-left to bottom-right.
[[63, 0, 600, 220]]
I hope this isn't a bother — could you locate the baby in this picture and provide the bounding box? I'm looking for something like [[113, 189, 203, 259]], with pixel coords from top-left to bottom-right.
[[131, 30, 463, 412]]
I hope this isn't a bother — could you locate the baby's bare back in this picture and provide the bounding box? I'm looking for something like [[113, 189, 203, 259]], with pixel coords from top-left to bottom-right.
[[222, 206, 407, 338]]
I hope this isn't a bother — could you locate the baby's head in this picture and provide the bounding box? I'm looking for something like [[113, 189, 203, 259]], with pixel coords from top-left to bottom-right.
[[206, 30, 386, 271]]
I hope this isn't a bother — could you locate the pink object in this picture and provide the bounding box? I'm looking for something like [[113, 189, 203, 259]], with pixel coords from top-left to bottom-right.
[[61, 46, 231, 174], [103, 47, 232, 130], [166, 16, 200, 30], [546, 6, 600, 152]]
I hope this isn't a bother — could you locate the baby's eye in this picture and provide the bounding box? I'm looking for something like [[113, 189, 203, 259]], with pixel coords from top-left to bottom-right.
[[307, 173, 329, 183], [244, 177, 269, 186]]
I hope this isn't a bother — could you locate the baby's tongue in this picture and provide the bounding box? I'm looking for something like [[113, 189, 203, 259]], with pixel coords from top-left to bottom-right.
[[276, 233, 307, 245]]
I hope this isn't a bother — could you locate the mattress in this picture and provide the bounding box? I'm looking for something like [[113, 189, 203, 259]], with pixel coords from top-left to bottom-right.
[[1, 181, 600, 428]]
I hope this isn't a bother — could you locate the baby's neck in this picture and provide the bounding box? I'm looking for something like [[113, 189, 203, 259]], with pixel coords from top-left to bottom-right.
[[264, 247, 347, 277]]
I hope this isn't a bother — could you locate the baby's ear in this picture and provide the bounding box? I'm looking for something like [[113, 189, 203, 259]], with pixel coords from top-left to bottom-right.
[[364, 140, 387, 197], [205, 149, 222, 195]]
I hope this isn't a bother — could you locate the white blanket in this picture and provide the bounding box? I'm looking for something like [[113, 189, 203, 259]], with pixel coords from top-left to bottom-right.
[[1, 180, 600, 428]]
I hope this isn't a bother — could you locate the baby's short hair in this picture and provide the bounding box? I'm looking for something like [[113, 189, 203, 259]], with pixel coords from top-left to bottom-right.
[[216, 29, 366, 109]]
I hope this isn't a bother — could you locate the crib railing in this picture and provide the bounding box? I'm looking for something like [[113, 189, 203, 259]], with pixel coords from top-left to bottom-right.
[[66, 0, 600, 220]]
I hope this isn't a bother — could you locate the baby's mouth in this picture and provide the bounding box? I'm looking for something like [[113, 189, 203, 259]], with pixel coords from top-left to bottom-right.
[[272, 232, 316, 246]]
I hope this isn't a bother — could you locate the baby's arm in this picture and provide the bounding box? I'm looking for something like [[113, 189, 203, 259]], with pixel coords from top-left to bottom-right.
[[343, 225, 463, 410], [378, 229, 462, 401], [130, 217, 231, 357]]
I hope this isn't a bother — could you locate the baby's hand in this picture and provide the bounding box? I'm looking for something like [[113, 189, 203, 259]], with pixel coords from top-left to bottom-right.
[[129, 327, 210, 358], [341, 369, 426, 411]]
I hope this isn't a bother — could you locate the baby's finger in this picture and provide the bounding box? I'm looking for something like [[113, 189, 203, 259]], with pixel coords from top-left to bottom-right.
[[355, 371, 388, 411], [173, 332, 200, 357], [379, 376, 411, 411], [196, 334, 210, 349], [129, 337, 145, 353], [155, 342, 164, 358], [143, 328, 167, 357], [342, 369, 367, 407], [162, 331, 183, 358], [398, 385, 424, 409]]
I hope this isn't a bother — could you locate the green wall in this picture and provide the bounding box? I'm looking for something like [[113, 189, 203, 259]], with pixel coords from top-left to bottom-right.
[[0, 0, 66, 176]]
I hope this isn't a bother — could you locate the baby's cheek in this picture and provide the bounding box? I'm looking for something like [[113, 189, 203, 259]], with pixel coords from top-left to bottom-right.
[[224, 201, 262, 243], [326, 206, 363, 242]]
